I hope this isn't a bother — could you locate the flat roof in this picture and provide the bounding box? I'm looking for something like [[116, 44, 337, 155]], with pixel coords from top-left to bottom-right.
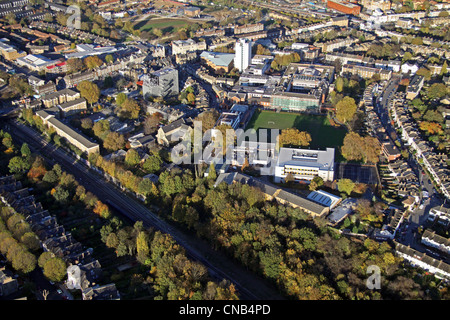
[[277, 147, 335, 171]]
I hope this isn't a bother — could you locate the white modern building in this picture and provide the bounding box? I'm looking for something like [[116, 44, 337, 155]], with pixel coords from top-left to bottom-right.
[[274, 147, 335, 183], [234, 38, 252, 72]]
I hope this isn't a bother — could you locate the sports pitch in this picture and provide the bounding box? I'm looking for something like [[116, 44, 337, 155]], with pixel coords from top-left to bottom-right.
[[245, 110, 347, 155]]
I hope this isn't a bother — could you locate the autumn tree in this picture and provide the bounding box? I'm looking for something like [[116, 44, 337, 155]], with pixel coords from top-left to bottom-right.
[[115, 92, 127, 106], [118, 98, 140, 119], [335, 96, 357, 123], [125, 149, 140, 167], [279, 128, 312, 148], [143, 112, 163, 135], [136, 231, 150, 264], [195, 110, 219, 133], [93, 119, 110, 140], [77, 80, 100, 106], [43, 257, 67, 282], [93, 201, 111, 219], [66, 58, 84, 74], [103, 132, 125, 151], [84, 55, 104, 70], [337, 179, 355, 196], [341, 132, 380, 163]]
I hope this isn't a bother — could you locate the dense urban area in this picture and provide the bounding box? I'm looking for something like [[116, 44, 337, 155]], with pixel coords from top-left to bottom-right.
[[0, 0, 449, 304]]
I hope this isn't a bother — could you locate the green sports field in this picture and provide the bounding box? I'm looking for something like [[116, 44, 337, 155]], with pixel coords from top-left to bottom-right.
[[134, 17, 194, 33], [245, 110, 347, 156]]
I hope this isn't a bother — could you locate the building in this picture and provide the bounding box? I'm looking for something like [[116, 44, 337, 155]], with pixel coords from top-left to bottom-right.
[[171, 39, 207, 55], [58, 98, 88, 117], [41, 88, 81, 108], [327, 0, 361, 15], [307, 189, 342, 210], [234, 39, 252, 72], [360, 0, 391, 11], [234, 23, 264, 35], [64, 70, 96, 88], [36, 109, 100, 155], [394, 241, 450, 280], [342, 64, 391, 80], [183, 6, 201, 17], [0, 268, 19, 297], [200, 51, 235, 73], [215, 104, 250, 130], [15, 54, 58, 71], [156, 117, 193, 147], [428, 206, 450, 225], [270, 91, 323, 113], [0, 40, 26, 61], [82, 283, 120, 300], [214, 172, 330, 217], [274, 147, 335, 183], [64, 44, 117, 60], [421, 229, 450, 255], [406, 74, 424, 100], [142, 67, 179, 99]]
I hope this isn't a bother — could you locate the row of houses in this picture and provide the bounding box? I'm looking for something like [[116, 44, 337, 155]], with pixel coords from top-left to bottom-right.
[[390, 94, 450, 200], [394, 241, 450, 280], [0, 175, 120, 299]]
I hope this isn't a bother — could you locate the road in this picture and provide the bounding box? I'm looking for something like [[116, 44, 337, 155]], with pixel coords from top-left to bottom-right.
[[3, 119, 284, 301]]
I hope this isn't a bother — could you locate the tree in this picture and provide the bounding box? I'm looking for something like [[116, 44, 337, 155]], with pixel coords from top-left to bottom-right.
[[361, 136, 381, 163], [43, 257, 67, 282], [103, 132, 125, 151], [440, 60, 448, 76], [341, 132, 363, 161], [335, 96, 357, 123], [337, 179, 355, 196], [142, 152, 162, 173], [187, 92, 196, 105], [93, 201, 111, 219], [84, 55, 103, 70], [419, 121, 443, 135], [11, 250, 36, 274], [335, 77, 345, 93], [426, 83, 448, 100], [8, 156, 31, 173], [118, 98, 140, 119], [125, 149, 140, 167], [52, 186, 69, 203], [20, 143, 31, 159], [143, 113, 163, 135], [136, 231, 150, 264], [309, 176, 324, 191], [115, 92, 127, 106], [152, 28, 163, 37], [207, 162, 217, 180], [105, 54, 114, 64], [81, 118, 93, 130], [77, 80, 100, 106], [93, 119, 110, 140], [67, 58, 84, 74], [279, 128, 312, 148]]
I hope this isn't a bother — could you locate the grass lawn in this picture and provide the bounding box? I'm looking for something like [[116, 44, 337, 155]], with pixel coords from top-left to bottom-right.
[[245, 110, 347, 159], [134, 17, 194, 33]]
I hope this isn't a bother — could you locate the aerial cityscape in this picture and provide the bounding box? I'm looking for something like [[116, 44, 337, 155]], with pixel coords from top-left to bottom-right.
[[0, 0, 449, 305]]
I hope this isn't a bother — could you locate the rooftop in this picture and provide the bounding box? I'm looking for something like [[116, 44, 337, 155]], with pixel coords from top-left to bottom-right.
[[277, 147, 335, 171]]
